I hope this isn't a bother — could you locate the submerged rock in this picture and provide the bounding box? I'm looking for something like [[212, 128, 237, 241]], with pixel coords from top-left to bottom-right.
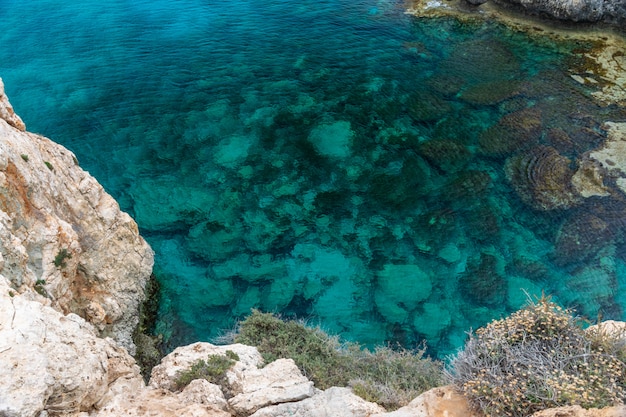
[[565, 261, 617, 318], [419, 139, 471, 173], [308, 120, 353, 159], [407, 91, 453, 123], [459, 252, 507, 306], [546, 128, 575, 155], [505, 145, 581, 210], [440, 39, 521, 84], [375, 264, 433, 323], [554, 212, 613, 265], [459, 79, 521, 105], [441, 170, 492, 202], [480, 107, 543, 157]]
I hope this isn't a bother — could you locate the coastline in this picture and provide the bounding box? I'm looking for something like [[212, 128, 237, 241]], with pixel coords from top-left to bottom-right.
[[1, 2, 626, 415], [404, 0, 626, 108]]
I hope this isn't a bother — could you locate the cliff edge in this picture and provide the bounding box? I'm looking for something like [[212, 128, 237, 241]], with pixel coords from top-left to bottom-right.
[[0, 78, 154, 353]]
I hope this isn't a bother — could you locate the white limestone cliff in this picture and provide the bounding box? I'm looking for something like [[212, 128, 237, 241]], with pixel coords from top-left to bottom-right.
[[0, 79, 154, 353]]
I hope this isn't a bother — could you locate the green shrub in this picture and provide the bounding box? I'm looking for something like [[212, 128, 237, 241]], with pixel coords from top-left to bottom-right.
[[230, 310, 443, 410], [174, 352, 238, 390], [349, 345, 444, 410], [133, 273, 164, 381], [447, 296, 626, 417], [232, 310, 350, 387], [34, 279, 48, 297], [53, 248, 72, 268]]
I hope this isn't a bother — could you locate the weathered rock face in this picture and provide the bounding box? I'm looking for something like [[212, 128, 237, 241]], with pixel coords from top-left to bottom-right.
[[0, 78, 154, 352], [250, 387, 386, 417], [0, 79, 25, 132], [0, 273, 143, 417], [491, 0, 626, 25], [146, 342, 388, 417]]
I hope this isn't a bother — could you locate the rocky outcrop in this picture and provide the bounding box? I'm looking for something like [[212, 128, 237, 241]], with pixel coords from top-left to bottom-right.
[[587, 122, 626, 194], [0, 79, 25, 132], [0, 79, 154, 352], [148, 342, 384, 417], [490, 0, 626, 25], [0, 274, 143, 417], [371, 385, 482, 417], [250, 387, 386, 417]]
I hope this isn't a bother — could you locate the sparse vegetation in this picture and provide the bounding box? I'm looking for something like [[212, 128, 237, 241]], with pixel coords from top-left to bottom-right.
[[44, 161, 53, 170], [53, 248, 72, 268], [348, 346, 445, 409], [447, 295, 626, 417], [229, 310, 443, 410], [34, 279, 48, 297], [174, 351, 238, 390], [133, 273, 165, 381], [20, 154, 28, 162]]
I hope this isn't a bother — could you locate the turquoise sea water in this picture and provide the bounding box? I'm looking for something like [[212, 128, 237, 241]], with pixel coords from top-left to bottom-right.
[[1, 0, 625, 357]]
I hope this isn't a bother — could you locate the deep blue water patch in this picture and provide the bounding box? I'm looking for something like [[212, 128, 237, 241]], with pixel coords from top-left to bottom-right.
[[2, 0, 626, 357]]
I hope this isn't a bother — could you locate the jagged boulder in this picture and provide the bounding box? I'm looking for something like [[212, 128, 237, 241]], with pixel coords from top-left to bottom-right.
[[0, 79, 25, 131], [150, 342, 317, 416], [250, 387, 386, 417], [150, 342, 264, 393], [228, 358, 315, 416], [93, 379, 231, 417]]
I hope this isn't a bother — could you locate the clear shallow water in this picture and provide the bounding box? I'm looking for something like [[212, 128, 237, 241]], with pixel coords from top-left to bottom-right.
[[2, 0, 626, 357]]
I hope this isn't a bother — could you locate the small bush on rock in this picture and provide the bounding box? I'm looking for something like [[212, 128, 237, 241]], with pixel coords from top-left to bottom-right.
[[349, 345, 444, 409], [174, 351, 238, 390], [447, 296, 626, 417], [229, 310, 443, 410]]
